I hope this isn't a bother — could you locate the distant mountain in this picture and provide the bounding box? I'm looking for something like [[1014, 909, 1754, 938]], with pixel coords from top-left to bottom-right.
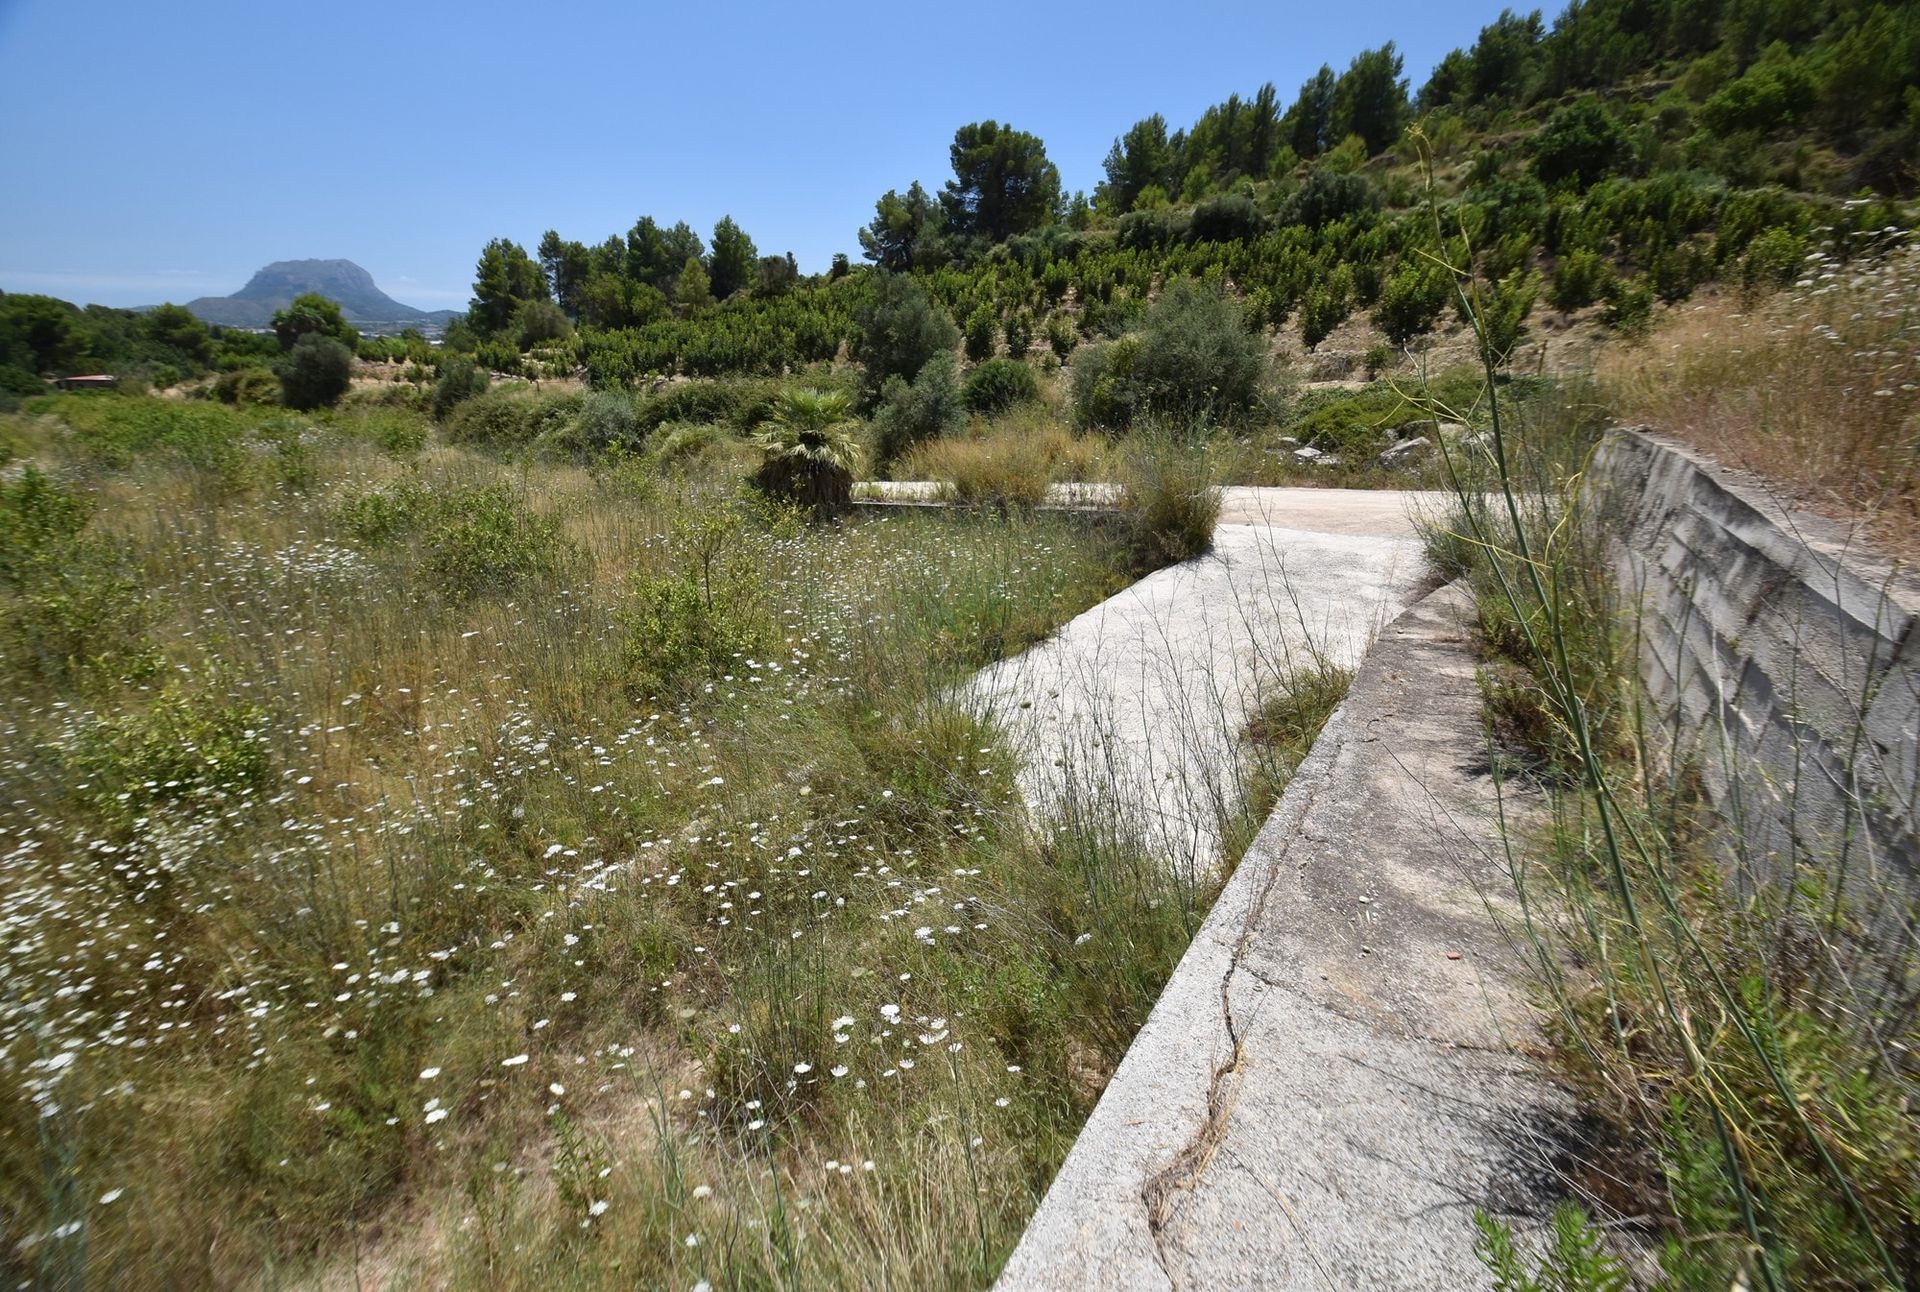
[[182, 259, 458, 331]]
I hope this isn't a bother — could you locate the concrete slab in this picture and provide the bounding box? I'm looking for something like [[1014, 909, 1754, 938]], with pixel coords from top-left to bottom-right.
[[966, 524, 1428, 874], [994, 582, 1574, 1291], [856, 481, 1452, 542]]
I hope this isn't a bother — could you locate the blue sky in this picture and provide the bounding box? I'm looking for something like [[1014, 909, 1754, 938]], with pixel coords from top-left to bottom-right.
[[0, 0, 1518, 310]]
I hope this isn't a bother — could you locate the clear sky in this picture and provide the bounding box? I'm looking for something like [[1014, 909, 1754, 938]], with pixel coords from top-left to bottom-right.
[[0, 0, 1518, 311]]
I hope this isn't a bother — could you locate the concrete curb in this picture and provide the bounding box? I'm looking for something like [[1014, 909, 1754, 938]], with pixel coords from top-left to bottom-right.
[[995, 579, 1573, 1291]]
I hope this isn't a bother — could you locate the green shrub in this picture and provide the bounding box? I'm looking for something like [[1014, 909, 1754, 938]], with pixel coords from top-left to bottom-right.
[[1547, 248, 1613, 312], [420, 484, 570, 598], [335, 479, 570, 598], [0, 476, 155, 686], [1371, 260, 1452, 345], [853, 273, 959, 401], [1278, 169, 1378, 229], [568, 391, 643, 456], [1531, 99, 1633, 190], [334, 478, 434, 545], [617, 510, 769, 696], [73, 686, 274, 824], [1046, 313, 1078, 358], [213, 366, 282, 407], [872, 353, 966, 464], [1602, 276, 1656, 337], [442, 387, 581, 453], [1300, 265, 1355, 350], [342, 408, 428, 457], [1118, 432, 1219, 570], [1739, 226, 1805, 298], [648, 421, 730, 468], [1188, 192, 1262, 243], [963, 357, 1040, 417], [638, 380, 748, 432], [1474, 1204, 1630, 1292], [429, 356, 489, 419], [1073, 279, 1267, 432], [1003, 309, 1035, 358], [0, 467, 89, 587], [276, 334, 353, 411], [964, 305, 997, 362]]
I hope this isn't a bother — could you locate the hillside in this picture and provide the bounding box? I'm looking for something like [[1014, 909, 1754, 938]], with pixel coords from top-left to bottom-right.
[[183, 259, 456, 330]]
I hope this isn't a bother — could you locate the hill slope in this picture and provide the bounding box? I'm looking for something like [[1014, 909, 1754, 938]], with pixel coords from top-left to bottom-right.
[[183, 259, 456, 329]]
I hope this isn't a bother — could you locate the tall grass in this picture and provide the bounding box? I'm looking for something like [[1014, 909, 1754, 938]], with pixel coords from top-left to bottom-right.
[[1598, 234, 1919, 560], [1418, 177, 1919, 1289], [0, 393, 1225, 1288]]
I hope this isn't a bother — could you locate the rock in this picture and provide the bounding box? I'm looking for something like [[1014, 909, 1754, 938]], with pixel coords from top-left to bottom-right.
[[1379, 436, 1435, 469], [1292, 445, 1325, 463], [1309, 351, 1358, 381]]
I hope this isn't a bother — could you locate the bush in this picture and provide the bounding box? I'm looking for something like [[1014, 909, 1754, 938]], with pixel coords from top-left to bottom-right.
[[1072, 280, 1267, 433], [442, 387, 581, 453], [276, 334, 353, 411], [1739, 227, 1804, 298], [1118, 433, 1219, 570], [963, 357, 1039, 417], [73, 686, 273, 823], [1046, 313, 1078, 358], [648, 421, 731, 468], [1371, 260, 1452, 345], [1278, 169, 1378, 229], [639, 380, 754, 432], [853, 273, 959, 401], [1532, 99, 1633, 191], [1300, 266, 1355, 350], [1, 472, 155, 686], [1188, 192, 1263, 243], [340, 408, 428, 457], [430, 357, 489, 419], [568, 391, 644, 456], [1603, 276, 1656, 337], [336, 478, 571, 598], [514, 299, 572, 349], [871, 353, 966, 465], [1548, 248, 1614, 312], [618, 511, 769, 698], [964, 305, 997, 362], [421, 483, 570, 597]]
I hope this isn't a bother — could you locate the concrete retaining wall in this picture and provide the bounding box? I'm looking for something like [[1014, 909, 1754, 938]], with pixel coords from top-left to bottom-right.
[[1591, 430, 1919, 885]]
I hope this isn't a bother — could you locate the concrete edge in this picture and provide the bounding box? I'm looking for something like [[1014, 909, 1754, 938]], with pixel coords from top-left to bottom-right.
[[994, 576, 1572, 1290]]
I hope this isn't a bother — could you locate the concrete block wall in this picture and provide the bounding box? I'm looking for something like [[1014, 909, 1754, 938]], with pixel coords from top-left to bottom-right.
[[1590, 429, 1919, 885]]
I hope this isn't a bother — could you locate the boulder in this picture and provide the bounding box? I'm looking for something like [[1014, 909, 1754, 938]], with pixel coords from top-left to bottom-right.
[[1379, 436, 1435, 469]]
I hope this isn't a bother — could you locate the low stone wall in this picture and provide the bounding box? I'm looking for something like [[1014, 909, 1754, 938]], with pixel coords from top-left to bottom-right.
[[1590, 429, 1919, 885]]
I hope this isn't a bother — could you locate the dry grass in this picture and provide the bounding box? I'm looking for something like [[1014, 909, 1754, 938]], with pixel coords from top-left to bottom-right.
[[1598, 239, 1920, 559], [0, 394, 1217, 1289], [900, 408, 1111, 509]]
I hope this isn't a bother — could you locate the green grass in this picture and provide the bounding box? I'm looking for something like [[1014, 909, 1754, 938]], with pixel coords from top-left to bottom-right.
[[1419, 346, 1920, 1288], [0, 393, 1230, 1288]]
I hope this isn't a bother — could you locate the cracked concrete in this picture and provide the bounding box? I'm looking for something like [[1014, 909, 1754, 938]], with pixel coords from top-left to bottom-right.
[[965, 519, 1428, 875], [994, 581, 1573, 1291]]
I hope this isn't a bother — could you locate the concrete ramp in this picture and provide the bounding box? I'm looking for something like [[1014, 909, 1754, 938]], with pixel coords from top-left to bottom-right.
[[995, 582, 1570, 1291], [967, 523, 1426, 875]]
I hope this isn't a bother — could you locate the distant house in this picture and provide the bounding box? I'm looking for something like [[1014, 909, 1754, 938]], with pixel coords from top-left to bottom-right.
[[53, 374, 117, 391]]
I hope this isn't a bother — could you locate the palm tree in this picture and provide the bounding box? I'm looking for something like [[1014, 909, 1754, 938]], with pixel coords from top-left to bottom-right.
[[752, 388, 862, 518]]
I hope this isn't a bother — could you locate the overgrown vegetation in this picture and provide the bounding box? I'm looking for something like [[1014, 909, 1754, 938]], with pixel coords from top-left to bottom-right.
[[0, 390, 1267, 1288], [1421, 235, 1919, 1289], [1599, 233, 1920, 559]]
